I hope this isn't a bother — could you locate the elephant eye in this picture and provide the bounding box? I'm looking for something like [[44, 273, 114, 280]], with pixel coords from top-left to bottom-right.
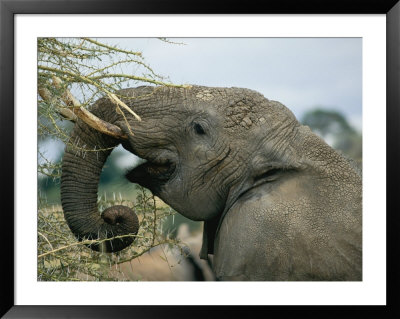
[[193, 123, 206, 135]]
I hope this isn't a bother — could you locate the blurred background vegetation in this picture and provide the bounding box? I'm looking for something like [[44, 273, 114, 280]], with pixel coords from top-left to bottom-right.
[[301, 109, 362, 165], [38, 38, 362, 281]]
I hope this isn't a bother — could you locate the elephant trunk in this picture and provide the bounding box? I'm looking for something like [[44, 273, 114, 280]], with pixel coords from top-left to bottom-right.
[[61, 115, 139, 253]]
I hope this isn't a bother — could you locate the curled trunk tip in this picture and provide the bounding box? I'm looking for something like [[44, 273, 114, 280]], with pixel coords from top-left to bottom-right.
[[89, 205, 140, 253]]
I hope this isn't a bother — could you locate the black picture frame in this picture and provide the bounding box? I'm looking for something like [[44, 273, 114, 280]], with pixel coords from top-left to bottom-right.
[[1, 0, 399, 318]]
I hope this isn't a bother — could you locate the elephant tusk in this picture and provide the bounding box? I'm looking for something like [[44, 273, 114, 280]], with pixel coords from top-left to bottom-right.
[[72, 107, 128, 140]]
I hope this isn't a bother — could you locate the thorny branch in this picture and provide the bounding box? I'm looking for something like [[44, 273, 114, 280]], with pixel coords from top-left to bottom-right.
[[38, 77, 129, 139], [38, 38, 189, 281], [38, 188, 182, 281]]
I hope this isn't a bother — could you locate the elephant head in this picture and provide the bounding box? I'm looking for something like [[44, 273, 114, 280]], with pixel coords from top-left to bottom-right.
[[61, 86, 293, 250], [61, 85, 361, 280]]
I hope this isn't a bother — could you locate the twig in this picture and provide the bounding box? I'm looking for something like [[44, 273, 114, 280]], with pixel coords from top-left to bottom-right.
[[81, 38, 143, 57], [152, 195, 157, 247], [38, 233, 145, 259], [38, 231, 54, 251], [108, 92, 141, 122], [89, 73, 191, 88], [116, 239, 182, 264], [38, 87, 77, 121], [38, 77, 128, 139]]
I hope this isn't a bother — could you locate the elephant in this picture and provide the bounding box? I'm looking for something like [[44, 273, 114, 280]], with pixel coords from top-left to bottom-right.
[[60, 85, 362, 281]]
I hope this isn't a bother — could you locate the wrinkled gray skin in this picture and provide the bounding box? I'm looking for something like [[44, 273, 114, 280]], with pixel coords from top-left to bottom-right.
[[61, 85, 362, 281]]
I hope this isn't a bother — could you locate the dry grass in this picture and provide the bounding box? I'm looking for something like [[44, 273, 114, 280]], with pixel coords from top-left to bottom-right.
[[37, 187, 188, 281]]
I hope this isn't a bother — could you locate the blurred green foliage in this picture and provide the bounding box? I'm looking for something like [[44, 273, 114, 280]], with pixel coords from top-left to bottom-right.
[[301, 109, 362, 165]]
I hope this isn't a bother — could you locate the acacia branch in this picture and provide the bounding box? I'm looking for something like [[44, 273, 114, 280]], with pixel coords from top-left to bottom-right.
[[37, 233, 147, 259], [116, 239, 183, 264], [38, 77, 128, 140], [81, 38, 143, 56], [89, 73, 190, 88], [39, 65, 190, 89], [39, 66, 143, 122], [85, 58, 161, 79], [38, 87, 78, 121]]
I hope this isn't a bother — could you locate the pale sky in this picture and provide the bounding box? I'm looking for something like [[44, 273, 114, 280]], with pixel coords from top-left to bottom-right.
[[39, 37, 362, 165], [104, 37, 362, 130]]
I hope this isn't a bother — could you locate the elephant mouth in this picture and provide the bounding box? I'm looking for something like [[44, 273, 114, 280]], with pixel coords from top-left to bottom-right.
[[125, 155, 176, 191]]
